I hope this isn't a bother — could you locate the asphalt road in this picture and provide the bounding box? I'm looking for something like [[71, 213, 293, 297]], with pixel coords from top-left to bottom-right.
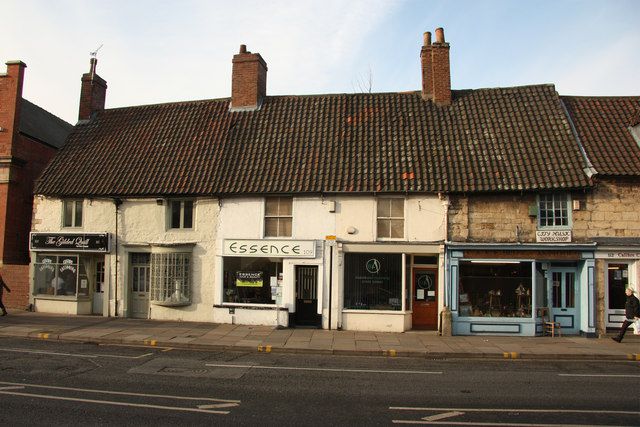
[[0, 336, 637, 426]]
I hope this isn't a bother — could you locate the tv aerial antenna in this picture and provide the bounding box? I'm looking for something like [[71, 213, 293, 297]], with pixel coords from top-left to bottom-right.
[[90, 44, 103, 59]]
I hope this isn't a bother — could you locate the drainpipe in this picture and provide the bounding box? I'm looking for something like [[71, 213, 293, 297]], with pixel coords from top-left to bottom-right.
[[439, 193, 450, 323], [113, 198, 122, 316], [328, 245, 333, 330]]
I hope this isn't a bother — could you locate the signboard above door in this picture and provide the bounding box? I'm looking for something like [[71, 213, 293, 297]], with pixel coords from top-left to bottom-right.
[[30, 232, 111, 253], [223, 239, 316, 258], [536, 230, 572, 243]]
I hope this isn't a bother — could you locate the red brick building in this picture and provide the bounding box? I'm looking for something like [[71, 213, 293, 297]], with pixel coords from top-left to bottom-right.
[[0, 60, 72, 308]]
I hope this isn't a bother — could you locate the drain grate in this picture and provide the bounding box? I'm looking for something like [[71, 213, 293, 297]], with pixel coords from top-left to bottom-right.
[[160, 367, 209, 375]]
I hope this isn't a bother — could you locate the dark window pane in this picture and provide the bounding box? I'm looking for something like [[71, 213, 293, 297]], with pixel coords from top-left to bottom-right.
[[183, 201, 193, 228], [608, 264, 628, 309], [458, 261, 532, 318], [552, 272, 561, 308], [343, 253, 402, 311], [223, 257, 281, 304], [74, 201, 83, 226], [63, 201, 73, 227], [171, 201, 181, 228], [565, 272, 575, 308]]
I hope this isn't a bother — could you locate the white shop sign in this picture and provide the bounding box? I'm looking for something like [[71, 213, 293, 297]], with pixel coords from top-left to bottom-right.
[[595, 251, 640, 259], [536, 230, 572, 243], [223, 239, 316, 258]]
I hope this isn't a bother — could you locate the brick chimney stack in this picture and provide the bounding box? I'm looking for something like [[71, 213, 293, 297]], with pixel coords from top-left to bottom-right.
[[431, 27, 451, 106], [78, 57, 107, 121], [0, 61, 26, 157], [420, 32, 433, 101], [231, 44, 267, 111]]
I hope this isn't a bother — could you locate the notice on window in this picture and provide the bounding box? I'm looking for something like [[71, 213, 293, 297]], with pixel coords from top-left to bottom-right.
[[417, 289, 425, 300], [236, 271, 263, 287], [536, 230, 572, 243]]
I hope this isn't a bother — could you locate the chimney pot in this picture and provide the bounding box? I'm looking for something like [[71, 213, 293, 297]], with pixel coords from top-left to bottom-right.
[[239, 44, 247, 54], [420, 32, 433, 100], [423, 32, 432, 46], [431, 27, 451, 106]]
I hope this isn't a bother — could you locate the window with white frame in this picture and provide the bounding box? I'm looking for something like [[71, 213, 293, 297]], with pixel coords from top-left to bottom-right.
[[63, 200, 83, 227], [169, 200, 194, 229], [265, 196, 292, 237], [150, 252, 191, 306], [538, 194, 570, 228], [377, 198, 404, 239]]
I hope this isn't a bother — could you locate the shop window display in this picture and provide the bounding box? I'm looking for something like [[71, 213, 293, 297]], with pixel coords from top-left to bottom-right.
[[223, 257, 282, 305], [34, 254, 79, 296], [458, 261, 532, 318], [344, 253, 402, 311], [150, 252, 191, 306], [607, 263, 629, 310]]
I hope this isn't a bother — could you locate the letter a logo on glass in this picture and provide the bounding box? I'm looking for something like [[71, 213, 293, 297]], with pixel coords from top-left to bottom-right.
[[366, 258, 381, 274]]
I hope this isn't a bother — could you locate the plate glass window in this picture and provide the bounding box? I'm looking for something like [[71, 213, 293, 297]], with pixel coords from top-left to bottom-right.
[[538, 194, 570, 228], [458, 261, 533, 318], [343, 253, 402, 311], [223, 257, 282, 305], [265, 197, 292, 237], [170, 201, 194, 229], [34, 254, 79, 296], [63, 200, 83, 227], [377, 198, 404, 239]]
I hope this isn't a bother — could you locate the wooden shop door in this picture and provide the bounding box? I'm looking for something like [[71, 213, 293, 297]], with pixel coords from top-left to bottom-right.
[[412, 268, 438, 330]]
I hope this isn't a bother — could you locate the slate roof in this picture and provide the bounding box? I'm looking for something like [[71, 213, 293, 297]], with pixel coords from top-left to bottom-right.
[[19, 99, 73, 149], [35, 84, 591, 197], [561, 96, 640, 176]]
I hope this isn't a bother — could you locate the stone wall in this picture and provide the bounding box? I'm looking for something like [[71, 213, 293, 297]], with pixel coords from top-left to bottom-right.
[[448, 193, 538, 243], [575, 179, 640, 239], [449, 179, 640, 243]]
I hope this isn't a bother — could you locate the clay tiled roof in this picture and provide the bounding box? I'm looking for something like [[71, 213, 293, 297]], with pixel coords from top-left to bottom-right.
[[36, 84, 591, 197], [562, 96, 640, 176]]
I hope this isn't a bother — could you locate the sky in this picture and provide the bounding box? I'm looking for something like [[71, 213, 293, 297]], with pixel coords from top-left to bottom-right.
[[2, 0, 639, 124]]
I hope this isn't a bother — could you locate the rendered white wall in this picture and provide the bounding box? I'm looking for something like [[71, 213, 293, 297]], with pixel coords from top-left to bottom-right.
[[32, 194, 445, 329], [32, 197, 219, 322], [341, 311, 410, 332]]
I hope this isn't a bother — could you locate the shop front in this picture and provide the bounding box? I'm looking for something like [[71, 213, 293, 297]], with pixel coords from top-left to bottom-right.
[[593, 239, 640, 331], [214, 239, 323, 327], [447, 244, 596, 336], [29, 232, 111, 315], [338, 243, 443, 332]]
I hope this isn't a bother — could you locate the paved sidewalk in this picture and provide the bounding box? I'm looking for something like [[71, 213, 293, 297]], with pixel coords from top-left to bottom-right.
[[0, 310, 638, 360]]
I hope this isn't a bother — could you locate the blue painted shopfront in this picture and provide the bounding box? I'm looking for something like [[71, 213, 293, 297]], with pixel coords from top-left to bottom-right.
[[445, 244, 596, 337]]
